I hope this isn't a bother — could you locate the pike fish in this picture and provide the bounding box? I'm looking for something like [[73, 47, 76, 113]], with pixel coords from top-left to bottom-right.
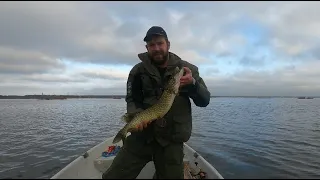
[[112, 66, 185, 144]]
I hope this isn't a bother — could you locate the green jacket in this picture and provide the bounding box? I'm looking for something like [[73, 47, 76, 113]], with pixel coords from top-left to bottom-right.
[[125, 52, 211, 146]]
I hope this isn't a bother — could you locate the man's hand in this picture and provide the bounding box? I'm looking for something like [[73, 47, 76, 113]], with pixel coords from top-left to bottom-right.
[[180, 67, 194, 87], [136, 121, 152, 131]]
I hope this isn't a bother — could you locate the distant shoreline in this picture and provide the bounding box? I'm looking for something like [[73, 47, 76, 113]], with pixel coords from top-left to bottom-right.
[[0, 95, 125, 100], [0, 95, 318, 99]]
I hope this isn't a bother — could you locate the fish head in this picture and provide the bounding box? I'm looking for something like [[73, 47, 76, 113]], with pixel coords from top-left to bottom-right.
[[166, 66, 184, 92]]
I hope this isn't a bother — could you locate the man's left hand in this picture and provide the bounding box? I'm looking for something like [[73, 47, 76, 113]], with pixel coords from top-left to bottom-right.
[[180, 67, 195, 87]]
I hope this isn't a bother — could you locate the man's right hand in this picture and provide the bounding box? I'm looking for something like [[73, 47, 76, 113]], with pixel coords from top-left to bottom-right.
[[136, 121, 151, 131]]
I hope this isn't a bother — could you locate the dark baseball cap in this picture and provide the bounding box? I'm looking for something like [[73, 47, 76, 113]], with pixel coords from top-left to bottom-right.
[[143, 26, 168, 42]]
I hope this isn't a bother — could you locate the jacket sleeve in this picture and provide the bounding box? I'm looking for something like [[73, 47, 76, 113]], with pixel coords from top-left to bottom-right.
[[187, 66, 211, 107], [125, 64, 144, 114]]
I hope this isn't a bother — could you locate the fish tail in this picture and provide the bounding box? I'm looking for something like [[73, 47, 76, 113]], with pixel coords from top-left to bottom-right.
[[112, 127, 127, 144]]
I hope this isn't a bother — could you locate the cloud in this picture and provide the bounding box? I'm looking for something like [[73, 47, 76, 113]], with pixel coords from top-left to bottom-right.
[[205, 60, 320, 96], [239, 56, 266, 67], [79, 86, 126, 96], [0, 1, 245, 66], [20, 74, 88, 83], [0, 1, 319, 96], [203, 67, 220, 77], [79, 67, 129, 81], [0, 47, 65, 75], [249, 1, 320, 59]]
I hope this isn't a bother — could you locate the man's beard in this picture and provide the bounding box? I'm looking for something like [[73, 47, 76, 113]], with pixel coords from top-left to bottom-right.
[[149, 51, 169, 66]]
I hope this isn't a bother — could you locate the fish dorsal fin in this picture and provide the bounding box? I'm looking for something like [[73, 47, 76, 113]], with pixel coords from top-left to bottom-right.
[[121, 112, 137, 123]]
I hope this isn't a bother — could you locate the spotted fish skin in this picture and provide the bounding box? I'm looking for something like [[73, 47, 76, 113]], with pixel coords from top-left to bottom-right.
[[112, 66, 185, 144]]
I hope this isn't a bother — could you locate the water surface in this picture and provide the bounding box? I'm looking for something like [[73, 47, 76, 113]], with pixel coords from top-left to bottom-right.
[[0, 98, 319, 179]]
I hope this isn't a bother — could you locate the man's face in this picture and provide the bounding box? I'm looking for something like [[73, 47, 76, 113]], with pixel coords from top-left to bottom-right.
[[145, 35, 170, 66]]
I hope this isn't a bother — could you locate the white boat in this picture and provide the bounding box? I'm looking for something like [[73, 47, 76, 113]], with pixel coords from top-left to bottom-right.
[[51, 135, 224, 179]]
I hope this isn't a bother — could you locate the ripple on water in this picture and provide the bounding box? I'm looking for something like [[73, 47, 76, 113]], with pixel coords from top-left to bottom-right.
[[1, 98, 320, 179]]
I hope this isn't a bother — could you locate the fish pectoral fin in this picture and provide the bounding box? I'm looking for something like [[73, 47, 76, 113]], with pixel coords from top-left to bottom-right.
[[172, 89, 179, 96], [113, 127, 127, 144], [121, 112, 137, 123], [175, 90, 179, 96]]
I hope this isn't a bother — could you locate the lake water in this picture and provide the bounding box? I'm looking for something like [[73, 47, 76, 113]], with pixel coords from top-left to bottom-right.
[[0, 98, 319, 179]]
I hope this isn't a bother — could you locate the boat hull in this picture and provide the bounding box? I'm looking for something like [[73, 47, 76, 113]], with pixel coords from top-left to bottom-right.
[[51, 136, 224, 179]]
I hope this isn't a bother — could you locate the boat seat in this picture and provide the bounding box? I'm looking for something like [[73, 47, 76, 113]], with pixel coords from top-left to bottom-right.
[[93, 155, 116, 173]]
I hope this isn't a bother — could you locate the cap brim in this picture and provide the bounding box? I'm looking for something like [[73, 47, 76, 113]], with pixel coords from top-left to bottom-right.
[[143, 33, 166, 42]]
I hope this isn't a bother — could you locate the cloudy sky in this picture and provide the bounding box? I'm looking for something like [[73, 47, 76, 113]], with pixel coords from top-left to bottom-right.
[[1, 1, 319, 96]]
